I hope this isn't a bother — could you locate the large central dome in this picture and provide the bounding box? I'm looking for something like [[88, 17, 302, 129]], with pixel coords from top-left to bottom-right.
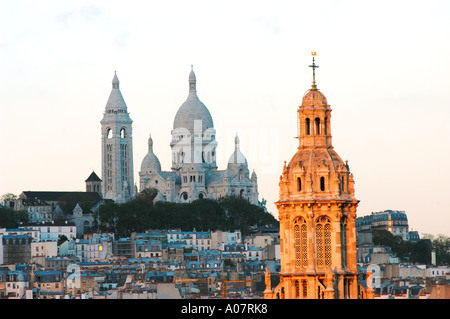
[[173, 66, 214, 132]]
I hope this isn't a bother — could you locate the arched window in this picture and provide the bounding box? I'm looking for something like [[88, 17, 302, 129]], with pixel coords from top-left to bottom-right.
[[340, 217, 348, 268], [120, 128, 126, 138], [306, 118, 311, 135], [315, 118, 321, 135], [320, 176, 325, 191], [106, 128, 112, 139], [297, 177, 302, 192], [315, 216, 332, 268], [302, 280, 308, 298], [294, 218, 308, 268]]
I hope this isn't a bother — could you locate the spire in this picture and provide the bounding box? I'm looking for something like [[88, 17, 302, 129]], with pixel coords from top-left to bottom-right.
[[112, 71, 119, 89], [189, 65, 196, 93], [148, 133, 153, 153], [235, 133, 240, 150], [309, 52, 319, 90]]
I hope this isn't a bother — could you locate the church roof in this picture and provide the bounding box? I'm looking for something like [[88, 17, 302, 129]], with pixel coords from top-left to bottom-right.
[[105, 72, 128, 111], [20, 191, 103, 203], [173, 66, 214, 132], [206, 170, 227, 185], [85, 171, 102, 182], [301, 88, 328, 108]]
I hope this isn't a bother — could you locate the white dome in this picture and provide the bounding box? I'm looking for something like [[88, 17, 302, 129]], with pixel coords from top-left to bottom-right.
[[227, 134, 248, 169], [173, 67, 214, 132], [140, 135, 161, 173]]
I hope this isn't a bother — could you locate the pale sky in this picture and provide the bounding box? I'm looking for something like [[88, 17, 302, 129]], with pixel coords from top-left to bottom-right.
[[1, 0, 449, 237]]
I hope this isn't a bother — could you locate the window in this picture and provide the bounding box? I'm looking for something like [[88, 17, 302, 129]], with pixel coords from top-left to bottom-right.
[[316, 216, 332, 268], [120, 128, 126, 138], [306, 118, 311, 135], [302, 280, 308, 298], [294, 218, 308, 268], [297, 177, 302, 192], [320, 177, 325, 191], [315, 118, 321, 134]]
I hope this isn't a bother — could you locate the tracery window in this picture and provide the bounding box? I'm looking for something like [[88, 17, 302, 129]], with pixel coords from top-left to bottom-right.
[[316, 216, 332, 268], [294, 218, 308, 268]]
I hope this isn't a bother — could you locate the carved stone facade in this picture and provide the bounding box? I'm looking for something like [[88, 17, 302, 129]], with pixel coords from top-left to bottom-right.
[[265, 57, 366, 299]]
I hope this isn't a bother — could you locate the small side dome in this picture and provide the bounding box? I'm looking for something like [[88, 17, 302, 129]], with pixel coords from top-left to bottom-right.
[[140, 134, 161, 173], [227, 134, 248, 169], [301, 89, 328, 107]]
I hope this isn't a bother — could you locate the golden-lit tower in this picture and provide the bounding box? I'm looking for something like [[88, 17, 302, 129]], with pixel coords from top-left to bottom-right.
[[265, 53, 362, 299]]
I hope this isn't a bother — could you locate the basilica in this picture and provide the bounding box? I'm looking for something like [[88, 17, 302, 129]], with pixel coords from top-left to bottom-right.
[[100, 67, 259, 205]]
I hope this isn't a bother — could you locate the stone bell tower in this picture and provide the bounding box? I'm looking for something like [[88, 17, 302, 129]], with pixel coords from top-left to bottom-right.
[[100, 72, 135, 203], [265, 54, 363, 299]]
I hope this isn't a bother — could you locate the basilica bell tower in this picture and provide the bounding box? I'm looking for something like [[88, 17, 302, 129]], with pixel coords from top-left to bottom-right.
[[100, 72, 135, 203], [265, 54, 364, 299]]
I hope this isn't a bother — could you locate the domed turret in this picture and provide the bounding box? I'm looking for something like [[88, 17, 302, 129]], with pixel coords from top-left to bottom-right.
[[227, 134, 248, 170], [301, 89, 328, 108], [140, 134, 161, 173]]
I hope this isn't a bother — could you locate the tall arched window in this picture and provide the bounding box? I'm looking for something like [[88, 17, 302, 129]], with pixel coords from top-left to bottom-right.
[[320, 176, 325, 191], [294, 218, 308, 268], [306, 118, 311, 135], [315, 118, 321, 135], [106, 128, 112, 139], [297, 177, 302, 192], [315, 216, 332, 268], [302, 280, 308, 298], [120, 128, 126, 138], [340, 217, 348, 268]]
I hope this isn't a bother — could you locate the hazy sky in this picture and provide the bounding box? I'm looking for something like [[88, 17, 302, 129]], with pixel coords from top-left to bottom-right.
[[1, 0, 449, 237]]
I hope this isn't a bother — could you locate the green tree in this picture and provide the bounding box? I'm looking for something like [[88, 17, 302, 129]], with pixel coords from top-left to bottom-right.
[[0, 207, 28, 228], [433, 234, 450, 265], [1, 193, 17, 202], [98, 202, 119, 232], [410, 239, 432, 264]]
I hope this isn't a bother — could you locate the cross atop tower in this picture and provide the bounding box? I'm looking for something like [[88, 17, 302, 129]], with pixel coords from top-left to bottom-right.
[[309, 52, 319, 90]]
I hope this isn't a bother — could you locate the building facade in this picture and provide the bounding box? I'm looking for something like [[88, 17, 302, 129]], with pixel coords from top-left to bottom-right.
[[100, 72, 135, 203], [265, 56, 364, 299], [356, 210, 411, 241], [139, 67, 259, 204]]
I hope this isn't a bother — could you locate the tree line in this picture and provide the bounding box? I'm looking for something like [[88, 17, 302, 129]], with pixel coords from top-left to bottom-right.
[[97, 188, 279, 237], [373, 229, 450, 266]]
